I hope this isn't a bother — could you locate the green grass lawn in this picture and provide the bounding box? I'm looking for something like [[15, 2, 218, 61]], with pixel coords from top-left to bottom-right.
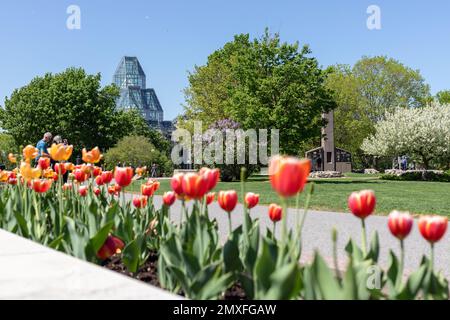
[[129, 174, 450, 216]]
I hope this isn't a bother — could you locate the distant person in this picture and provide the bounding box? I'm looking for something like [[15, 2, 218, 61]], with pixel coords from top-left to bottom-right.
[[76, 155, 82, 165], [151, 163, 157, 178], [401, 156, 407, 171], [36, 132, 52, 161]]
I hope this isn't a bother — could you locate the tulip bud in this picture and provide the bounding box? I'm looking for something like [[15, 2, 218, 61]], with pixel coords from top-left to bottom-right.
[[206, 192, 215, 205], [268, 203, 282, 222], [78, 186, 88, 197], [171, 173, 184, 195], [114, 167, 134, 187], [218, 190, 238, 212], [101, 171, 113, 184], [348, 190, 376, 219], [97, 235, 125, 260], [269, 155, 311, 197], [162, 191, 176, 206], [388, 211, 413, 240], [38, 157, 50, 170], [54, 163, 67, 176], [245, 192, 259, 209], [418, 215, 448, 244], [133, 196, 148, 208]]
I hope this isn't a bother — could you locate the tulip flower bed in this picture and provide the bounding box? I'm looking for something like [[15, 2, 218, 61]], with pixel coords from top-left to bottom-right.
[[0, 146, 449, 299]]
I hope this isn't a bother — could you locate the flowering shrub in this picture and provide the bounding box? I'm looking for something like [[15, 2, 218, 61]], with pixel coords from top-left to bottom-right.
[[0, 145, 448, 299]]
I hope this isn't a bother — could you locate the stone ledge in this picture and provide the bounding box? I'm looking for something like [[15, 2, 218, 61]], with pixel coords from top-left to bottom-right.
[[0, 229, 182, 300]]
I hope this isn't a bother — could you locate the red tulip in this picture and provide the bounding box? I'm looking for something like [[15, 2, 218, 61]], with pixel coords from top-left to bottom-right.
[[245, 192, 259, 209], [206, 192, 215, 205], [171, 173, 184, 195], [348, 190, 376, 219], [101, 171, 113, 184], [269, 155, 311, 197], [8, 177, 17, 185], [54, 163, 67, 175], [96, 235, 125, 260], [268, 203, 282, 222], [388, 211, 414, 240], [163, 191, 176, 206], [73, 169, 87, 183], [182, 173, 209, 199], [418, 215, 448, 243], [92, 166, 102, 177], [78, 186, 88, 197], [114, 167, 133, 187], [199, 167, 220, 191], [93, 187, 101, 196], [32, 179, 52, 193], [38, 157, 50, 170], [133, 196, 148, 208], [95, 175, 104, 186], [218, 190, 238, 212]]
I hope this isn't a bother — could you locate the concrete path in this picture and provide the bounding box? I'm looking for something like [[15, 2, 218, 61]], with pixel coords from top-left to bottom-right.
[[132, 194, 450, 279]]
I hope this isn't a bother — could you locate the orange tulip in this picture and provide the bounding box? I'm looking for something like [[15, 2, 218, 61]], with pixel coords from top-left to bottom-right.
[[206, 192, 215, 205], [114, 167, 133, 187], [171, 173, 184, 195], [0, 170, 8, 183], [48, 143, 73, 161], [268, 203, 282, 222], [101, 171, 113, 184], [163, 191, 176, 206], [348, 190, 376, 219], [82, 147, 102, 164], [218, 190, 238, 212], [388, 211, 414, 240], [32, 179, 52, 193], [245, 192, 259, 209], [64, 162, 75, 171], [418, 216, 448, 244], [8, 153, 17, 164], [108, 184, 121, 196], [20, 161, 41, 181], [38, 157, 50, 170], [136, 166, 147, 176], [182, 173, 209, 199], [97, 235, 125, 260], [269, 155, 311, 197], [133, 196, 148, 208], [23, 145, 39, 161]]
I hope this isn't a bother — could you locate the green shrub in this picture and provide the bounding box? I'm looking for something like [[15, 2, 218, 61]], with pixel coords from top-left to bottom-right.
[[381, 170, 450, 182]]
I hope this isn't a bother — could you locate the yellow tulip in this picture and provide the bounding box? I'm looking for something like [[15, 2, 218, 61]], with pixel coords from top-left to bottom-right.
[[64, 162, 75, 171], [20, 161, 41, 181], [43, 168, 56, 179], [82, 147, 102, 164], [48, 143, 73, 161], [8, 153, 17, 164], [23, 145, 39, 161]]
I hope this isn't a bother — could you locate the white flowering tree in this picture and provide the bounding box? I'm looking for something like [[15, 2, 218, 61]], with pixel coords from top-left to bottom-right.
[[361, 102, 450, 169]]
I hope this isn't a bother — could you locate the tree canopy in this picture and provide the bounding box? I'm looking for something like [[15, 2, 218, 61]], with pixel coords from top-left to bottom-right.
[[0, 68, 168, 156], [182, 30, 336, 155], [361, 102, 450, 169], [326, 56, 431, 168]]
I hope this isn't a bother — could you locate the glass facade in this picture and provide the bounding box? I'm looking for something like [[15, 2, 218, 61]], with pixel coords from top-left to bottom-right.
[[113, 56, 164, 125]]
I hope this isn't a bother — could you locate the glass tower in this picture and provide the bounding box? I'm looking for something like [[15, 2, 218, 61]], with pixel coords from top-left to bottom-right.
[[113, 56, 164, 124]]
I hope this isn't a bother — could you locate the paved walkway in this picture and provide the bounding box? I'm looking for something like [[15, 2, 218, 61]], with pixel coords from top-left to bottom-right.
[[129, 194, 450, 279]]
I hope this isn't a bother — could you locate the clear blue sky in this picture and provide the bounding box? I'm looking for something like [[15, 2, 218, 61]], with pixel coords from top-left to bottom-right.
[[0, 0, 449, 120]]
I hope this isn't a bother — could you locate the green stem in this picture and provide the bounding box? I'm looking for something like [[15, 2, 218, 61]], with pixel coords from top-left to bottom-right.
[[298, 183, 313, 238], [281, 197, 288, 245], [240, 167, 249, 245], [272, 222, 276, 239], [430, 243, 435, 273], [361, 218, 368, 256], [227, 211, 232, 235], [397, 239, 405, 290], [332, 228, 341, 281]]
